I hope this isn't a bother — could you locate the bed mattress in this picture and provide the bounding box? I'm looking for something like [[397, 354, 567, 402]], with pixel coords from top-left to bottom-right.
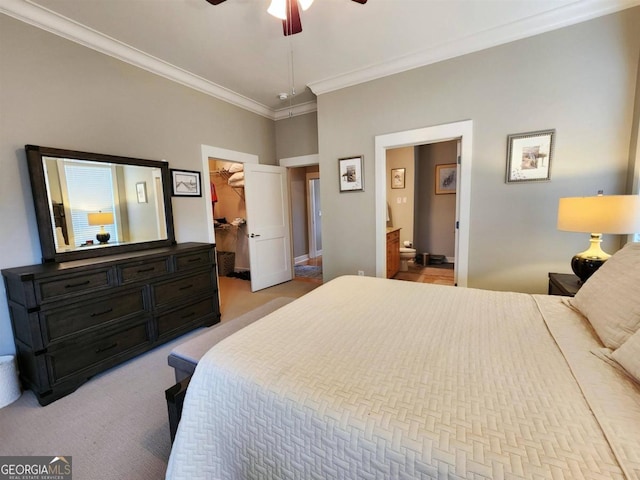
[[166, 276, 640, 479]]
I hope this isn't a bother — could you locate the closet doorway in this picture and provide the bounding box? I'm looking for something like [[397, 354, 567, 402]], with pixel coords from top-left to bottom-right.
[[201, 145, 292, 294]]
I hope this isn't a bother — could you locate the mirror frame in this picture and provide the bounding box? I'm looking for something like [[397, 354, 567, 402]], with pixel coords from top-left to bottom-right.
[[26, 145, 176, 263]]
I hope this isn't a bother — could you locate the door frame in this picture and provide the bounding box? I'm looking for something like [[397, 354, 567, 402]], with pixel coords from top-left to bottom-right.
[[374, 120, 472, 287], [306, 172, 321, 258], [279, 153, 321, 268]]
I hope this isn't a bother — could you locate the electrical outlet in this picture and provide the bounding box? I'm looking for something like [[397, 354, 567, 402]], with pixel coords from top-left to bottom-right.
[[357, 270, 364, 276]]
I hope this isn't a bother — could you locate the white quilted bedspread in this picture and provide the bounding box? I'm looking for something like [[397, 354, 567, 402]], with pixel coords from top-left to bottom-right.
[[166, 276, 640, 479]]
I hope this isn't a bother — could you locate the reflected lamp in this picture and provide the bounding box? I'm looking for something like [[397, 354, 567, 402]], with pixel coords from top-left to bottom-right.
[[557, 194, 640, 283], [87, 212, 114, 244]]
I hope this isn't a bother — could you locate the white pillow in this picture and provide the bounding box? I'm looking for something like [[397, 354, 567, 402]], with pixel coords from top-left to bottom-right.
[[570, 242, 640, 349], [611, 328, 640, 383]]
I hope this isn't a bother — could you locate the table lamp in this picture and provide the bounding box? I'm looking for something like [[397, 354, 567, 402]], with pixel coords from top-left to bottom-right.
[[557, 193, 640, 283], [87, 211, 114, 244]]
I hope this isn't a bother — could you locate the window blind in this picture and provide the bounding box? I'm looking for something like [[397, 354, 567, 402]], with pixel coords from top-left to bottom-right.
[[64, 162, 118, 246]]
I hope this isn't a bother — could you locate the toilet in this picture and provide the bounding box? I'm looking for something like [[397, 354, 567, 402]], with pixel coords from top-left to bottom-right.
[[399, 246, 416, 272]]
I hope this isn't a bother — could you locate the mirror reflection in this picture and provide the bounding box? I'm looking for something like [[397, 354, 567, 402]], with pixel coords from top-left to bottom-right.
[[43, 156, 168, 254]]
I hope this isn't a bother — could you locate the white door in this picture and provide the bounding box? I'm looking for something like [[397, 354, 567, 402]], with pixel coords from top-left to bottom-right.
[[244, 164, 292, 291]]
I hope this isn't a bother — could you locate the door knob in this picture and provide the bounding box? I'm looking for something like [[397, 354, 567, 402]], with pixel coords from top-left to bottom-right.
[[250, 233, 261, 238]]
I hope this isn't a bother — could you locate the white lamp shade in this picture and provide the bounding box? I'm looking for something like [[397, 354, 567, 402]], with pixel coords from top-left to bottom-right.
[[557, 195, 640, 234]]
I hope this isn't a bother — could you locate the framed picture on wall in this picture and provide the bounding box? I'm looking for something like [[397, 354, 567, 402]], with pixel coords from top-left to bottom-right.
[[435, 163, 457, 194], [505, 129, 555, 183], [170, 169, 202, 197], [391, 168, 405, 189], [338, 156, 364, 192], [136, 182, 148, 203]]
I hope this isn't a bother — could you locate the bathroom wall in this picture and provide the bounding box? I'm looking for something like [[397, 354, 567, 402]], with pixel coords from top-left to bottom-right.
[[414, 141, 457, 260], [385, 147, 415, 246]]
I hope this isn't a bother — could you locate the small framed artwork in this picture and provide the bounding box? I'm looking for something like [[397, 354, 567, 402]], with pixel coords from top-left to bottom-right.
[[391, 168, 405, 189], [170, 169, 202, 197], [435, 163, 457, 195], [338, 156, 364, 192], [136, 182, 147, 203], [506, 129, 555, 183]]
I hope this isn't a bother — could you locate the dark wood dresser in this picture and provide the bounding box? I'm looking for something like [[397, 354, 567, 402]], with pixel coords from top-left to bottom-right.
[[2, 242, 220, 405]]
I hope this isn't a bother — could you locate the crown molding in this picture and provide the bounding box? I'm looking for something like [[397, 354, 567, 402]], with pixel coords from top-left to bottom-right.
[[308, 0, 640, 96], [0, 0, 276, 119], [274, 101, 317, 121]]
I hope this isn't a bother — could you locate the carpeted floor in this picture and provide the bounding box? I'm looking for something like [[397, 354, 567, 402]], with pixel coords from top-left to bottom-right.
[[0, 278, 319, 480], [294, 264, 323, 280]]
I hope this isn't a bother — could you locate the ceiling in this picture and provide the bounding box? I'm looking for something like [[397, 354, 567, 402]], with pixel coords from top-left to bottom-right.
[[3, 0, 639, 119]]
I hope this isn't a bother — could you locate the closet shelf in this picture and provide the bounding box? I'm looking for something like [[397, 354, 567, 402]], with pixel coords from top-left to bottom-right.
[[215, 169, 244, 199]]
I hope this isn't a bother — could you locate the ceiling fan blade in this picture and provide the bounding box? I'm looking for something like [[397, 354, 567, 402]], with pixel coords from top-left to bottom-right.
[[351, 0, 367, 3], [204, 0, 226, 5], [283, 0, 302, 36]]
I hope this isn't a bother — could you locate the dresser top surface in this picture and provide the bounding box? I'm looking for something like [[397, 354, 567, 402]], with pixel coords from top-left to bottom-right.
[[2, 242, 215, 278]]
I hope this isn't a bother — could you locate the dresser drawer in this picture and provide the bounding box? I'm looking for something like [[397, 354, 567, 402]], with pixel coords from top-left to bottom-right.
[[157, 297, 217, 338], [151, 271, 215, 308], [118, 257, 170, 284], [175, 249, 214, 272], [46, 318, 151, 383], [41, 287, 147, 344], [37, 269, 112, 303]]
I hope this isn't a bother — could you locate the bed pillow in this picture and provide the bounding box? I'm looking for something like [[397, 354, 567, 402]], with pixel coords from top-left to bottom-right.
[[611, 329, 640, 383], [570, 242, 640, 349]]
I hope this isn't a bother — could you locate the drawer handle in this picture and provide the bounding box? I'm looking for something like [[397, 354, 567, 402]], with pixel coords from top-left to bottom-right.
[[181, 311, 196, 319], [179, 284, 193, 291], [65, 280, 91, 289], [188, 258, 201, 263], [137, 267, 155, 273], [95, 342, 118, 354], [90, 308, 113, 318]]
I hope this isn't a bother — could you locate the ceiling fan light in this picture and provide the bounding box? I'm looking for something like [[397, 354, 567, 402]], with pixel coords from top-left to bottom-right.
[[267, 0, 287, 20], [299, 0, 314, 11]]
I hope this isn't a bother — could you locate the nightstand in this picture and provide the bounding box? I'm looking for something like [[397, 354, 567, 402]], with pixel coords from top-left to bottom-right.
[[548, 272, 581, 297]]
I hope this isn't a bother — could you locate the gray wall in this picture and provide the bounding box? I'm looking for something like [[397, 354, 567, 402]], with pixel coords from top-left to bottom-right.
[[414, 141, 457, 260], [0, 15, 276, 355], [275, 112, 318, 160], [317, 8, 640, 291]]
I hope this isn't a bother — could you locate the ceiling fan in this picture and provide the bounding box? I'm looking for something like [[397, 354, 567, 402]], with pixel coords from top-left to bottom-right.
[[205, 0, 367, 36]]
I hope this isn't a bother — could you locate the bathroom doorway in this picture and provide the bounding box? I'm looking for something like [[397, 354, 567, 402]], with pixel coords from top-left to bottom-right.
[[385, 142, 457, 285], [375, 120, 472, 287]]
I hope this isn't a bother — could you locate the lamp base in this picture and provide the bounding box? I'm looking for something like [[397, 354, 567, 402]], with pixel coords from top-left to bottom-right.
[[570, 233, 610, 283], [96, 232, 110, 244], [571, 255, 605, 283]]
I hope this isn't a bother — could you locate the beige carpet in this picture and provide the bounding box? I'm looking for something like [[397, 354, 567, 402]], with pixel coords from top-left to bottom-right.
[[0, 278, 318, 480]]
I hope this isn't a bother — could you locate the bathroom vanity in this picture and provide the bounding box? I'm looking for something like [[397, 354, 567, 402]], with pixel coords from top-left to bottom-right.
[[386, 227, 401, 278]]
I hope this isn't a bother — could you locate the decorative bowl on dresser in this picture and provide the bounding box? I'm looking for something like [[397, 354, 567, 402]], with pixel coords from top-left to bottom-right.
[[2, 242, 220, 406]]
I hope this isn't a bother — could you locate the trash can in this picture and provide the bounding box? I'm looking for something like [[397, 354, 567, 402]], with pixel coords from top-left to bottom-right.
[[0, 355, 21, 408], [418, 253, 430, 266], [217, 251, 235, 277]]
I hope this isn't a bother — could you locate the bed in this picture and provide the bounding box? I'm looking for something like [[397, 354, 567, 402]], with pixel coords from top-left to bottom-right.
[[166, 243, 640, 479]]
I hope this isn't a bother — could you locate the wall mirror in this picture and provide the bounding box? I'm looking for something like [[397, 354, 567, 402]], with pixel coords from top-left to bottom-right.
[[26, 145, 176, 263]]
